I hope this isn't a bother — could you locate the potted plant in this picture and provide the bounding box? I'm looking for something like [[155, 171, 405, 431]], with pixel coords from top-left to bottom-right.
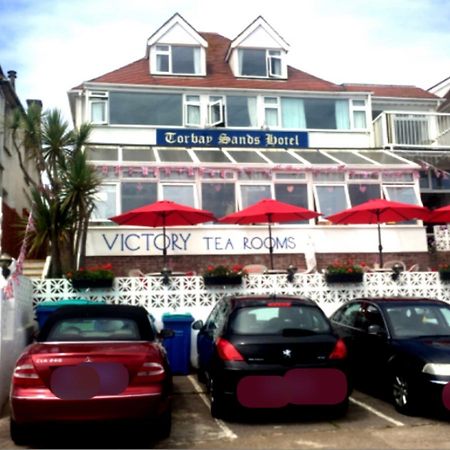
[[66, 263, 115, 289], [438, 263, 450, 281], [325, 260, 364, 283], [202, 264, 246, 286]]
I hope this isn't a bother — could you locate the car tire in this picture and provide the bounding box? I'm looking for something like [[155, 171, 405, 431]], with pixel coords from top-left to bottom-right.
[[209, 378, 229, 420], [155, 408, 172, 439], [330, 398, 349, 418], [392, 372, 417, 416], [10, 419, 29, 445]]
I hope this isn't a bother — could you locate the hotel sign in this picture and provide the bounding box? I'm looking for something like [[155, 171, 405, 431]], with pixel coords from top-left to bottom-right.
[[156, 129, 308, 148]]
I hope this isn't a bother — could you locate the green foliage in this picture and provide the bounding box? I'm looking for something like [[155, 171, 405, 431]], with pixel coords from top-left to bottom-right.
[[326, 260, 364, 274], [202, 264, 247, 278]]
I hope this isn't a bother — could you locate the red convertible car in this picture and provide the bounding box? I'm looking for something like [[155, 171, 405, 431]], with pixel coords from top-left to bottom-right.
[[10, 304, 173, 445]]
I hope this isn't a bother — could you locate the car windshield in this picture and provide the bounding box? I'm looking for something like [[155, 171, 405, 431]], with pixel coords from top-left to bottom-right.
[[385, 305, 450, 338], [230, 305, 330, 335], [46, 317, 141, 341]]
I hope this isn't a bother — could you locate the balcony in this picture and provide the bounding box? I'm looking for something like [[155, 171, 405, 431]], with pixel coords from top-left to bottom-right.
[[373, 112, 450, 149]]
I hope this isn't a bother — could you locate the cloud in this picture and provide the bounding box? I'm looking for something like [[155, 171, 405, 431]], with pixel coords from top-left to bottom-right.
[[1, 0, 449, 121]]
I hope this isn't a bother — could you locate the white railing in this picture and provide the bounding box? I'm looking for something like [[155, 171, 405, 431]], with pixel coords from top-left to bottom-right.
[[434, 225, 450, 251], [32, 272, 450, 324], [373, 112, 450, 148]]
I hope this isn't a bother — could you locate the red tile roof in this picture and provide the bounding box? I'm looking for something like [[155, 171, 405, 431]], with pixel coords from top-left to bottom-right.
[[73, 32, 438, 101], [76, 32, 344, 92], [342, 83, 438, 99]]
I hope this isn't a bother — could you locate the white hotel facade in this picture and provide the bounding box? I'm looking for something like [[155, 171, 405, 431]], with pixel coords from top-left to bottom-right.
[[68, 14, 450, 275]]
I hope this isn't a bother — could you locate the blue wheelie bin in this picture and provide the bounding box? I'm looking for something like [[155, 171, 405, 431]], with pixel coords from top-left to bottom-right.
[[35, 299, 105, 329], [162, 313, 194, 375]]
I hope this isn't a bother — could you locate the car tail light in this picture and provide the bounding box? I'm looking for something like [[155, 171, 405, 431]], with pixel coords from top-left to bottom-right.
[[329, 339, 347, 360], [216, 338, 244, 361], [12, 357, 44, 388], [133, 362, 165, 385], [267, 302, 292, 307]]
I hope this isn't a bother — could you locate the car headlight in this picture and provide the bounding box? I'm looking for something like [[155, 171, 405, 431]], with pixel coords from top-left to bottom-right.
[[422, 363, 450, 376]]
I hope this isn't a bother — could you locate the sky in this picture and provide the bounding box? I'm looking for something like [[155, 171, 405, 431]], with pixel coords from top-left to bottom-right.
[[1, 0, 449, 122]]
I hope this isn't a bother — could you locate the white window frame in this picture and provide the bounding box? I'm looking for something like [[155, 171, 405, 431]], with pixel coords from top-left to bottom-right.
[[350, 99, 368, 130], [160, 183, 197, 208], [89, 92, 108, 124], [184, 95, 201, 127], [92, 183, 119, 222], [382, 184, 421, 205], [238, 183, 273, 210], [153, 44, 202, 76], [208, 96, 224, 126], [268, 50, 282, 78], [263, 97, 280, 128], [313, 184, 350, 220]]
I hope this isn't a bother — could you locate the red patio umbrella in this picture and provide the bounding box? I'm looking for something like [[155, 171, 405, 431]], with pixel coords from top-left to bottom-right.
[[218, 198, 321, 270], [326, 198, 430, 267], [109, 200, 216, 268], [426, 205, 450, 223]]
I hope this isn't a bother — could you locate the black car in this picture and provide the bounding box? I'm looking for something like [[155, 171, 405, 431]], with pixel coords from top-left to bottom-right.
[[193, 295, 350, 419], [330, 297, 450, 415]]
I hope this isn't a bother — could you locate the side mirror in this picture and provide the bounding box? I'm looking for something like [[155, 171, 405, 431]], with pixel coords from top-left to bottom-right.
[[159, 328, 175, 339], [368, 324, 387, 337], [192, 320, 204, 330]]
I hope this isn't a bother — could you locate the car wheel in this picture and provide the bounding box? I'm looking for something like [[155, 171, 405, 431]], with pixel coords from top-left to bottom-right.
[[209, 378, 229, 420], [10, 419, 29, 445], [155, 408, 172, 439], [330, 398, 349, 418], [392, 372, 417, 415]]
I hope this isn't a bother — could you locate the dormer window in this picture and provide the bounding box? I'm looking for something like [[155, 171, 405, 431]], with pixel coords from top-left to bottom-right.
[[154, 44, 201, 75], [238, 49, 283, 78]]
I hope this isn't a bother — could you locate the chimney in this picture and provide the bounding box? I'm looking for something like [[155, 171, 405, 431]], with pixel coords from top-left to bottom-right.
[[26, 99, 43, 110], [7, 70, 17, 90]]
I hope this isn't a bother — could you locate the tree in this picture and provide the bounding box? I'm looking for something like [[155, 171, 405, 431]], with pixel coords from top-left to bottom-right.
[[11, 104, 101, 277]]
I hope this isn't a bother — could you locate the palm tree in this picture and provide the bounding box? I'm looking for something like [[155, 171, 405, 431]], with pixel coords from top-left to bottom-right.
[[11, 105, 101, 277]]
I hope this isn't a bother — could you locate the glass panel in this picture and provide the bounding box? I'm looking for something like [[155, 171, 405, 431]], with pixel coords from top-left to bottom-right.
[[431, 173, 450, 189], [156, 54, 169, 72], [240, 185, 271, 208], [193, 149, 231, 163], [262, 151, 303, 164], [187, 104, 201, 125], [274, 173, 306, 180], [382, 173, 414, 183], [281, 98, 306, 128], [352, 100, 365, 106], [91, 102, 106, 123], [275, 184, 309, 223], [226, 96, 257, 127], [227, 150, 266, 163], [269, 56, 281, 76], [202, 183, 235, 218], [419, 171, 430, 189], [348, 184, 381, 206], [122, 148, 155, 162], [362, 151, 407, 164], [384, 186, 419, 205], [315, 185, 348, 217], [86, 147, 118, 161], [313, 173, 345, 182], [239, 49, 266, 76], [93, 185, 117, 220], [294, 150, 338, 164], [110, 92, 182, 126], [353, 111, 367, 128], [121, 182, 157, 213], [162, 185, 195, 207], [172, 46, 196, 74], [304, 99, 337, 129], [325, 151, 374, 165], [265, 108, 278, 127], [157, 149, 193, 162]]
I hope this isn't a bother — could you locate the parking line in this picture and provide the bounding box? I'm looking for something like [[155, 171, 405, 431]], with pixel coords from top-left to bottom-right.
[[349, 396, 405, 427], [187, 375, 238, 440]]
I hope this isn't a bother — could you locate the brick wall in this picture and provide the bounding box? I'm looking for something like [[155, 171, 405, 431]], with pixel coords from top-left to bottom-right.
[[84, 251, 444, 277]]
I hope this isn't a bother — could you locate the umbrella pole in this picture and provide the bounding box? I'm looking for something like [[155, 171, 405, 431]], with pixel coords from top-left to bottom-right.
[[268, 219, 274, 270], [377, 221, 383, 267], [162, 216, 167, 269]]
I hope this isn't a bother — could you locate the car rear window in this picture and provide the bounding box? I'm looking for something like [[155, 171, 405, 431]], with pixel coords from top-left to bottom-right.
[[230, 305, 330, 335], [46, 317, 141, 341]]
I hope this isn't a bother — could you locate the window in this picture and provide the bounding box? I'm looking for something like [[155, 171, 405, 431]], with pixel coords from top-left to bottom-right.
[[351, 99, 367, 129], [86, 147, 118, 161], [314, 185, 349, 217], [264, 97, 280, 128], [93, 184, 118, 220], [383, 186, 420, 205], [275, 183, 309, 223], [238, 48, 284, 78], [185, 95, 201, 126], [162, 184, 195, 207], [109, 92, 182, 126], [348, 184, 380, 206], [208, 96, 224, 126], [202, 183, 235, 218], [240, 185, 271, 208], [226, 96, 257, 127], [154, 45, 201, 75], [303, 99, 350, 130], [90, 100, 107, 124], [121, 182, 157, 213]]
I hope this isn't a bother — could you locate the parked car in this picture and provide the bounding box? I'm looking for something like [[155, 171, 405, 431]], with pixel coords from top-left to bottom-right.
[[330, 297, 450, 415], [193, 295, 350, 419], [10, 304, 173, 445]]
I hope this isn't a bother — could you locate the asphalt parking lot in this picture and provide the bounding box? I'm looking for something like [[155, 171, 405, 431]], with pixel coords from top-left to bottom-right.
[[1, 375, 449, 449]]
